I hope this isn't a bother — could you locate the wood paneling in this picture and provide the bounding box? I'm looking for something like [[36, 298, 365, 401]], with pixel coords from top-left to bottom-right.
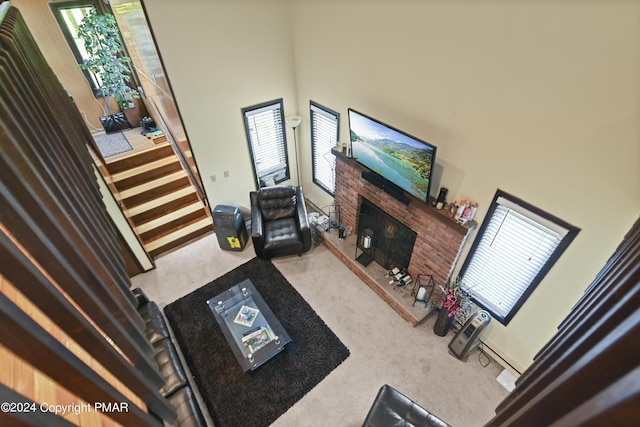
[[0, 231, 173, 419], [486, 216, 640, 426], [0, 292, 159, 426], [0, 383, 76, 427], [0, 4, 176, 425], [10, 0, 106, 131]]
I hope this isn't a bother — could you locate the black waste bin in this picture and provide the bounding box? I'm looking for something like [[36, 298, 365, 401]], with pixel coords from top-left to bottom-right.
[[213, 205, 248, 251]]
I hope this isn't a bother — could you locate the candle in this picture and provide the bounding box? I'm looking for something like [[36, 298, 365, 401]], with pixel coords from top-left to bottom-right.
[[416, 287, 427, 301]]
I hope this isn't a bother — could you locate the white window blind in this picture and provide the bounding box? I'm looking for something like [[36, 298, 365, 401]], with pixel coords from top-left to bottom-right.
[[243, 100, 289, 186], [462, 196, 570, 320], [311, 102, 339, 194]]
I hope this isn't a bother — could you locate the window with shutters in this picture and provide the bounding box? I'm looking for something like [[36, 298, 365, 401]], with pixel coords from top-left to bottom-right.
[[242, 99, 290, 187], [310, 101, 339, 195], [459, 189, 579, 325]]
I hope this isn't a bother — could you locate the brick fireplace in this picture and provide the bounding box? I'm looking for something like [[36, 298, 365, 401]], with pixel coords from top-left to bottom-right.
[[322, 149, 477, 325]]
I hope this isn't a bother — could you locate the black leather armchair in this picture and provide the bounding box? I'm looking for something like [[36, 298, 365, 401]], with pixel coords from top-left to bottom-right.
[[363, 384, 450, 427], [250, 185, 311, 260]]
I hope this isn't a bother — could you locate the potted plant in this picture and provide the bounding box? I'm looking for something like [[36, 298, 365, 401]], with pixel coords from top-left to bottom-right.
[[77, 8, 140, 133], [433, 275, 473, 336]]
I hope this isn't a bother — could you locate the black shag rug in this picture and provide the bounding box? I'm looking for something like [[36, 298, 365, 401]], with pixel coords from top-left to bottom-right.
[[164, 258, 350, 427]]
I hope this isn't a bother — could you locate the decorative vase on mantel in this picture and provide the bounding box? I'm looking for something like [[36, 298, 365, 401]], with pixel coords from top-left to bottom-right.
[[433, 308, 454, 336]]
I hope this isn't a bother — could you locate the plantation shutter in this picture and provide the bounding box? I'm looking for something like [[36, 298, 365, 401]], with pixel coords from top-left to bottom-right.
[[311, 102, 339, 194], [462, 196, 569, 319], [244, 100, 288, 186]]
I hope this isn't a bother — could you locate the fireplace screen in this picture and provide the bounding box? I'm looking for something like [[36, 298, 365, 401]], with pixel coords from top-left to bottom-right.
[[356, 198, 417, 270]]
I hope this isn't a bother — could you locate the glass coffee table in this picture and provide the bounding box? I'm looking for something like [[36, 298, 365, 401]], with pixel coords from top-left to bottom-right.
[[206, 279, 291, 372]]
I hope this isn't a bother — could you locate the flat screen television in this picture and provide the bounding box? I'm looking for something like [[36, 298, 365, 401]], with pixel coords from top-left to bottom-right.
[[348, 109, 437, 203]]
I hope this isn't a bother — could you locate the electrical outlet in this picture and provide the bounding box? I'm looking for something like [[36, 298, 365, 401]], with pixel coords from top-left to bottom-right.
[[210, 174, 216, 183], [224, 170, 230, 178]]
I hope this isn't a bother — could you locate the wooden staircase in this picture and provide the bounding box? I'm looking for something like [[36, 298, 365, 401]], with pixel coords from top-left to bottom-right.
[[105, 143, 212, 258]]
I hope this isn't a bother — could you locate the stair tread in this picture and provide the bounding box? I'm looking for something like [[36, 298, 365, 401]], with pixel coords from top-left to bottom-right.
[[111, 156, 180, 182], [105, 143, 174, 174], [106, 141, 171, 164], [119, 170, 188, 200], [126, 186, 197, 217], [137, 201, 207, 234], [145, 217, 212, 252]]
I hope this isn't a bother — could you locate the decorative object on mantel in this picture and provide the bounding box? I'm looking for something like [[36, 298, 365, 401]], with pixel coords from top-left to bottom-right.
[[434, 187, 448, 210], [454, 200, 478, 225], [449, 202, 458, 217], [433, 275, 471, 336]]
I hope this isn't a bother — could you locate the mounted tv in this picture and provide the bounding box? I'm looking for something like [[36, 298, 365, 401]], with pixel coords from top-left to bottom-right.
[[348, 109, 437, 203]]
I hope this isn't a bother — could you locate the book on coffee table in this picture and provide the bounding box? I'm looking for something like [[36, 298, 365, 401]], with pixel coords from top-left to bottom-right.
[[242, 326, 273, 353], [208, 279, 291, 372]]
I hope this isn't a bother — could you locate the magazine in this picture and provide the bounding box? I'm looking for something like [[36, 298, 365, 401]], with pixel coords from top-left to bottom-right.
[[241, 326, 273, 353]]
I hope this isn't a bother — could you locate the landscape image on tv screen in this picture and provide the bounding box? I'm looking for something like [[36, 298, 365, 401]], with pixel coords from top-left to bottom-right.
[[349, 109, 436, 201]]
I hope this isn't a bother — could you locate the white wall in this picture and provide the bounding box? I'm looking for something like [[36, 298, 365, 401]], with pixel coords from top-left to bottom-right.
[[145, 0, 640, 372], [143, 0, 299, 215]]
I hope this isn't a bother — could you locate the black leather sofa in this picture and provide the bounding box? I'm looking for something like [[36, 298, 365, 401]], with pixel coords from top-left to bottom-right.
[[363, 384, 450, 427], [132, 288, 206, 427], [250, 185, 311, 259]]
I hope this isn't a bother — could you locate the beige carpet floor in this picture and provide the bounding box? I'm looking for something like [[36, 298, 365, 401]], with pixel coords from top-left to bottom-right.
[[131, 233, 509, 427]]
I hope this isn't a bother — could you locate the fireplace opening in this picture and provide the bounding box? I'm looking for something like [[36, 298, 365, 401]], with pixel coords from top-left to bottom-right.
[[356, 198, 417, 270]]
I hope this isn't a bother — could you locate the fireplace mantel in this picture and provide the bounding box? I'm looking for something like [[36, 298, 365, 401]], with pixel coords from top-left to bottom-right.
[[322, 148, 477, 325]]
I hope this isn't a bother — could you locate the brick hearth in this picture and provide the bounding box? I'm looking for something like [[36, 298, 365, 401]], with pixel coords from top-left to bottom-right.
[[325, 149, 477, 324]]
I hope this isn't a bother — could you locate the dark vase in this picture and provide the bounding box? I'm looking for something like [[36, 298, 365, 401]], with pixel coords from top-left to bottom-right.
[[122, 105, 141, 129], [433, 308, 454, 336]]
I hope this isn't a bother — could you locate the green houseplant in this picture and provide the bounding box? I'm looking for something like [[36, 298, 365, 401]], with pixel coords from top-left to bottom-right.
[[77, 8, 140, 132]]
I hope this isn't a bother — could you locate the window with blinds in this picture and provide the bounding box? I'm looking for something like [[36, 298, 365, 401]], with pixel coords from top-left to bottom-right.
[[242, 99, 289, 187], [310, 102, 339, 195], [459, 190, 579, 325]]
